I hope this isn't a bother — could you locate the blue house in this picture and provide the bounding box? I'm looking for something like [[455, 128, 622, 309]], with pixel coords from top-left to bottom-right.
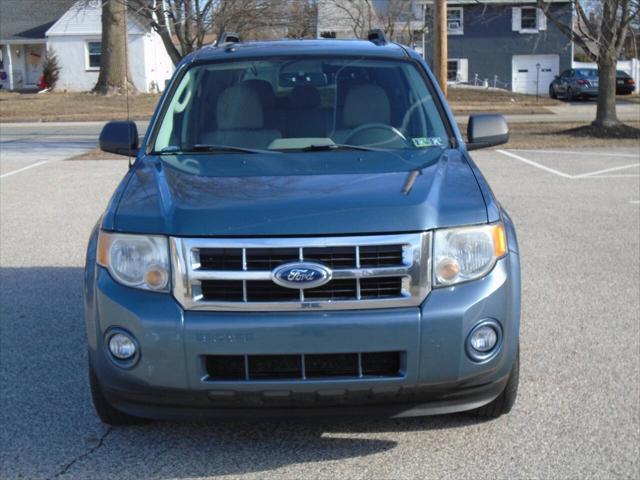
[[441, 0, 573, 95], [318, 0, 574, 96]]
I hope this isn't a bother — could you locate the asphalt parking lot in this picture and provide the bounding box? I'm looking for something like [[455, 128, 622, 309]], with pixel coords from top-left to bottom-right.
[[0, 125, 638, 479]]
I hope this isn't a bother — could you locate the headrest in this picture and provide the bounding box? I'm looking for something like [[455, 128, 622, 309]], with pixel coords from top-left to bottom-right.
[[343, 84, 390, 127], [216, 84, 263, 130], [289, 85, 321, 109], [242, 79, 277, 108]]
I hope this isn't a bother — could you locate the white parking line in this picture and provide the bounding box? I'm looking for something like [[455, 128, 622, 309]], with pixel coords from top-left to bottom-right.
[[497, 150, 640, 179], [496, 149, 573, 178], [0, 161, 49, 179], [574, 163, 640, 178], [510, 149, 640, 158]]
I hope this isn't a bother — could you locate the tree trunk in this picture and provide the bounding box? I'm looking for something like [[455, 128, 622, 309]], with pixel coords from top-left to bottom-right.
[[593, 54, 619, 128], [93, 0, 137, 95]]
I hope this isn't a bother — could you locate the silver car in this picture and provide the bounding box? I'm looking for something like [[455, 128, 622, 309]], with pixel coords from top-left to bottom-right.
[[549, 68, 599, 100]]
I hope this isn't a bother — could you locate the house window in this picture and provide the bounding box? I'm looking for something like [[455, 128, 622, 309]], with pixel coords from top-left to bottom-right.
[[86, 41, 101, 70], [447, 8, 463, 35], [447, 60, 459, 81], [520, 7, 537, 30], [447, 59, 468, 83]]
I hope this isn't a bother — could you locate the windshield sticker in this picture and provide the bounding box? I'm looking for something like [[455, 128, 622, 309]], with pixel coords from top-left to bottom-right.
[[412, 137, 443, 148]]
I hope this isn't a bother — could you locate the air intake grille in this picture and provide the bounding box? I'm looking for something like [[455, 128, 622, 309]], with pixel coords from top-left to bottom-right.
[[205, 352, 403, 381], [171, 233, 430, 311]]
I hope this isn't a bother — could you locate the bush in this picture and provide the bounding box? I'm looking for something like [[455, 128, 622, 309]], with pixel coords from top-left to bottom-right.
[[41, 47, 60, 90]]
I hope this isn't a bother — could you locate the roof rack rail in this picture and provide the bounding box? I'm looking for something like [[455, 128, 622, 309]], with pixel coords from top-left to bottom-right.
[[367, 29, 387, 45], [216, 32, 241, 46]]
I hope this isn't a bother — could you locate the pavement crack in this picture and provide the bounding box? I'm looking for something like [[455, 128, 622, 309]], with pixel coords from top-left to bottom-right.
[[49, 427, 112, 479]]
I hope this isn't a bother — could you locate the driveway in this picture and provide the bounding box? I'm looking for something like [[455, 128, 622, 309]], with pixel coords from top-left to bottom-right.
[[0, 127, 638, 479]]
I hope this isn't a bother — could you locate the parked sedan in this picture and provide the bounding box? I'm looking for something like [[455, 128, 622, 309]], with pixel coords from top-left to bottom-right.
[[549, 68, 599, 100], [616, 70, 636, 95]]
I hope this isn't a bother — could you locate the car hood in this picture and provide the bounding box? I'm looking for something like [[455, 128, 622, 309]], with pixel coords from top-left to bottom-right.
[[107, 149, 489, 236]]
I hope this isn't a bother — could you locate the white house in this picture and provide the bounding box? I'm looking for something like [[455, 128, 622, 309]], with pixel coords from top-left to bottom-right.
[[0, 0, 174, 93]]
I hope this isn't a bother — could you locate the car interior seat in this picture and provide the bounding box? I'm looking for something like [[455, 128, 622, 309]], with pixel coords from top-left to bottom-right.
[[203, 84, 281, 149]]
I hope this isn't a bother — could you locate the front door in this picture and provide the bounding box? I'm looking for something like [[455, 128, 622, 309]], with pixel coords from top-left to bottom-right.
[[25, 45, 44, 86]]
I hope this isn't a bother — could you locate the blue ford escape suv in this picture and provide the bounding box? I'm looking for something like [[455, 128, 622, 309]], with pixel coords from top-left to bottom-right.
[[86, 32, 520, 425]]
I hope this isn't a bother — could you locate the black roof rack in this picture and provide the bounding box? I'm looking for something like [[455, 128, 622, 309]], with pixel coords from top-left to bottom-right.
[[367, 29, 387, 45], [216, 32, 241, 46]]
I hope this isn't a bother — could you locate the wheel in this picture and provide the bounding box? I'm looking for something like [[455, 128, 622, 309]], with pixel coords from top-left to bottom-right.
[[473, 347, 519, 418], [549, 85, 557, 99], [566, 87, 574, 102], [89, 357, 151, 426]]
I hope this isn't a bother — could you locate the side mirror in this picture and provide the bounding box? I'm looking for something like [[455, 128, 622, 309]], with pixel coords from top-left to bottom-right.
[[99, 121, 139, 156], [466, 114, 509, 151], [554, 75, 560, 80]]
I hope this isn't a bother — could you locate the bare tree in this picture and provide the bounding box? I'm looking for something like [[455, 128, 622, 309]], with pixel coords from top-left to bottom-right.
[[94, 0, 137, 95], [285, 0, 318, 39], [323, 0, 374, 39], [126, 0, 216, 65], [126, 0, 306, 65], [375, 0, 414, 41], [538, 0, 640, 127]]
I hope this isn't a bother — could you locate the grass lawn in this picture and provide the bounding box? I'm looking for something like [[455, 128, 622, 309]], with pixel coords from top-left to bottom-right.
[[448, 87, 562, 114], [0, 90, 160, 122], [481, 121, 640, 149], [2, 88, 637, 121], [70, 121, 640, 160]]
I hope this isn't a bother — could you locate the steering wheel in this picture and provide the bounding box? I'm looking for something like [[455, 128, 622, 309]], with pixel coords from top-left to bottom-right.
[[343, 123, 408, 148]]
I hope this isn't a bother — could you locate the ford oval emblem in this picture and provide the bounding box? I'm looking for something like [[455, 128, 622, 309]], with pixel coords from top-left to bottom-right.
[[272, 262, 332, 289]]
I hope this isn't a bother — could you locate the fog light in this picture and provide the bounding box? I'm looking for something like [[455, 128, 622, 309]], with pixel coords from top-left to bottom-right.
[[466, 320, 502, 362], [469, 325, 498, 352], [108, 332, 137, 360]]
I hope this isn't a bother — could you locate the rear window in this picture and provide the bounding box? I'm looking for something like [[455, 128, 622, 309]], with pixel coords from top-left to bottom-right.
[[153, 57, 450, 153], [575, 69, 598, 78]]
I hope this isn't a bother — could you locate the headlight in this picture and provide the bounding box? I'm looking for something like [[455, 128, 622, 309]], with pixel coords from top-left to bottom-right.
[[97, 231, 170, 291], [433, 223, 507, 287]]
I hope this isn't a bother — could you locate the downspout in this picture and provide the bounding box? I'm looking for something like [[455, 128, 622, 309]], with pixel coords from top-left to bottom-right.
[[6, 44, 14, 90]]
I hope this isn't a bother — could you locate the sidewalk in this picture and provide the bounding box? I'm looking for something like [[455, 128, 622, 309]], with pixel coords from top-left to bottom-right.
[[456, 101, 640, 124]]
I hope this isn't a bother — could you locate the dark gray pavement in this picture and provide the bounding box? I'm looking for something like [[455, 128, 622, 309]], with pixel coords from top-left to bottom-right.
[[0, 128, 638, 479]]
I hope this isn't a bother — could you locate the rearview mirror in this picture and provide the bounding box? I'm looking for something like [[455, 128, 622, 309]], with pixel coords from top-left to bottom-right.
[[99, 121, 139, 156], [466, 114, 509, 151]]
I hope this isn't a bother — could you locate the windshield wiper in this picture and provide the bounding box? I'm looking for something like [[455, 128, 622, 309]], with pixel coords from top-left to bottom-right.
[[301, 144, 383, 152], [159, 144, 275, 154]]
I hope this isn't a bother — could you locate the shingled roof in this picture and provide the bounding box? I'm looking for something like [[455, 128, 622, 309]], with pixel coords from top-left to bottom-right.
[[0, 0, 77, 42]]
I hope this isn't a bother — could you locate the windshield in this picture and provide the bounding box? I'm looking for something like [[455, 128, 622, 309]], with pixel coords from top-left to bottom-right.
[[153, 57, 450, 153]]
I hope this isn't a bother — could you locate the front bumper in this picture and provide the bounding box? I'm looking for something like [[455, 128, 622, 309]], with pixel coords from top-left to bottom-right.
[[85, 246, 520, 419]]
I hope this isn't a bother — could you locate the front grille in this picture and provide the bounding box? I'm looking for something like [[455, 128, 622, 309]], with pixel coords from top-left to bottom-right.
[[205, 352, 403, 381], [172, 233, 430, 311], [200, 277, 404, 302], [359, 244, 404, 267]]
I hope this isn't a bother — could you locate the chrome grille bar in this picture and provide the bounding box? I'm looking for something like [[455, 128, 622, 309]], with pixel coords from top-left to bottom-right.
[[170, 233, 431, 311]]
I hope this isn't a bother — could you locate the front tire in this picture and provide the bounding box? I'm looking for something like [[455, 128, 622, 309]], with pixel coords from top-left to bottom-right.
[[89, 358, 151, 426], [549, 85, 557, 99], [473, 347, 519, 418]]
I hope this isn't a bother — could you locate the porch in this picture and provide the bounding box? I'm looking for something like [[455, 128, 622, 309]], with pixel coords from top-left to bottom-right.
[[0, 41, 45, 91]]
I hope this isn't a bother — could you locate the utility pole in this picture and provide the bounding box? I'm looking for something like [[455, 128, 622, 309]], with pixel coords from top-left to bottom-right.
[[421, 2, 426, 60], [433, 0, 447, 97]]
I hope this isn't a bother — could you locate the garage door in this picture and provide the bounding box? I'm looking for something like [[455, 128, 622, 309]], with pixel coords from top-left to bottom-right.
[[512, 54, 559, 95]]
